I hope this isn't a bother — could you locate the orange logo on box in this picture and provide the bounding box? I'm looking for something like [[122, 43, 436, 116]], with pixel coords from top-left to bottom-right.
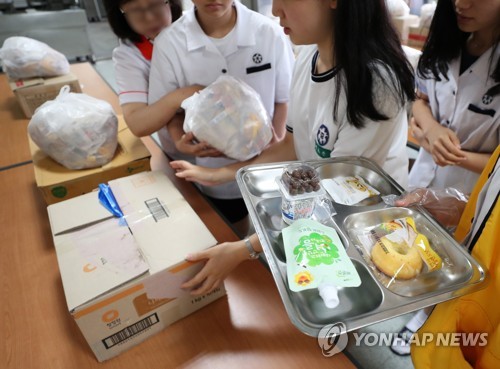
[[102, 309, 119, 323], [83, 263, 97, 272]]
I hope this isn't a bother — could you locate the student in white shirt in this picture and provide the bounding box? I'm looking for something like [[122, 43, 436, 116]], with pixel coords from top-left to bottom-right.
[[392, 0, 500, 356], [173, 0, 415, 295], [148, 0, 294, 226], [104, 0, 217, 159], [408, 0, 500, 195]]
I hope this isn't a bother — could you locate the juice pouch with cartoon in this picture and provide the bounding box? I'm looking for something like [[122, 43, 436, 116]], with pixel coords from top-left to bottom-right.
[[283, 219, 362, 294]]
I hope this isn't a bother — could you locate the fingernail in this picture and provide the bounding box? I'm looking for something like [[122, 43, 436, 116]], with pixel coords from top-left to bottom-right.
[[185, 254, 193, 260]]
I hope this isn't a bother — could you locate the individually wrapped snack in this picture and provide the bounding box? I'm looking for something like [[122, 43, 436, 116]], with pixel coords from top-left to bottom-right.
[[321, 175, 380, 205], [0, 36, 69, 79], [28, 86, 118, 170], [182, 75, 272, 161], [283, 219, 361, 308], [356, 217, 442, 281], [277, 164, 326, 224]]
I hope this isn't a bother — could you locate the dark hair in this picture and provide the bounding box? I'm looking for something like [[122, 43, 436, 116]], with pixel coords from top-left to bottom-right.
[[103, 0, 183, 43], [333, 0, 415, 129], [417, 0, 500, 82]]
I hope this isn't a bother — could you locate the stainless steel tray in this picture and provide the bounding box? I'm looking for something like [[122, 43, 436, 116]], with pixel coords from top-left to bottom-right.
[[236, 157, 487, 336]]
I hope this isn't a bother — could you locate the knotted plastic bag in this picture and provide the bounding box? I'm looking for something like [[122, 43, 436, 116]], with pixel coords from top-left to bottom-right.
[[28, 86, 118, 170], [0, 36, 69, 79], [182, 75, 273, 161]]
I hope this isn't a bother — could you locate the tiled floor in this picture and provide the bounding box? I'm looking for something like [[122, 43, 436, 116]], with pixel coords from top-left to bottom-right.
[[86, 20, 416, 369]]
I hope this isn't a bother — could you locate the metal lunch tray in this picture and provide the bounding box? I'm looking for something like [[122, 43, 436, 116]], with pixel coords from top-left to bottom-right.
[[236, 157, 487, 337]]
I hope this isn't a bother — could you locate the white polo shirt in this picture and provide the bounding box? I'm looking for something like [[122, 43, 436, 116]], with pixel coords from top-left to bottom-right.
[[287, 45, 409, 188], [149, 0, 294, 199], [113, 39, 151, 105], [409, 46, 500, 193]]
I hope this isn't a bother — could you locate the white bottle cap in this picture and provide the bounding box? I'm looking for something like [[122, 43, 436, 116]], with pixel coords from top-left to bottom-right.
[[318, 283, 340, 309]]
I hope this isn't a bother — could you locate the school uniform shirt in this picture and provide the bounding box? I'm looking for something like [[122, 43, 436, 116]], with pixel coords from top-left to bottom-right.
[[113, 37, 193, 162], [149, 0, 294, 199], [287, 45, 409, 188], [113, 37, 152, 105], [408, 46, 500, 194]]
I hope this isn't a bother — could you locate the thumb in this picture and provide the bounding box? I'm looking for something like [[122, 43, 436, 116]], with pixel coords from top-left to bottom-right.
[[185, 250, 209, 262], [449, 131, 461, 149], [183, 131, 195, 141]]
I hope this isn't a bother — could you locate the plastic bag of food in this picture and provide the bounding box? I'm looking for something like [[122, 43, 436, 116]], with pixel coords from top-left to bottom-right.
[[182, 75, 273, 161], [356, 217, 442, 281], [386, 0, 410, 17], [0, 36, 70, 79], [283, 219, 361, 308], [420, 3, 437, 28], [321, 175, 380, 205], [382, 188, 468, 231], [28, 86, 118, 170]]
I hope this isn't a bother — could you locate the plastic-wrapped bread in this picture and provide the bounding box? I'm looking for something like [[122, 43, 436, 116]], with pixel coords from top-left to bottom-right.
[[28, 86, 118, 170], [182, 75, 273, 161], [0, 36, 69, 79]]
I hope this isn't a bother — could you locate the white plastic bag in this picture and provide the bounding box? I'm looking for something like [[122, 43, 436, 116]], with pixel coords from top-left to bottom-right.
[[386, 0, 410, 17], [28, 86, 118, 170], [182, 75, 273, 161], [420, 3, 437, 28], [0, 36, 69, 79]]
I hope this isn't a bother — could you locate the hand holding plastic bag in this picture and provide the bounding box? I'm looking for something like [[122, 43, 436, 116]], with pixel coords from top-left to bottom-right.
[[0, 36, 69, 79], [28, 86, 118, 170], [383, 188, 469, 231], [182, 75, 273, 161]]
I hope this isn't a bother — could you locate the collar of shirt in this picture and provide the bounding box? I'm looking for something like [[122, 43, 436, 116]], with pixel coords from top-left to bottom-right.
[[451, 45, 500, 85], [183, 1, 256, 55], [133, 35, 154, 61]]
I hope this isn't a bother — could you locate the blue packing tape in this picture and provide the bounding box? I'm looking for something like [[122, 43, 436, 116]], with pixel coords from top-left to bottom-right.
[[98, 183, 124, 219]]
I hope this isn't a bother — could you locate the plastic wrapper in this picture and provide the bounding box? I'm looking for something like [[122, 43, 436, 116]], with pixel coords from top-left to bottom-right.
[[0, 36, 70, 79], [382, 187, 468, 231], [28, 86, 118, 170], [355, 217, 443, 282], [283, 219, 361, 308], [182, 75, 273, 161], [321, 175, 380, 206]]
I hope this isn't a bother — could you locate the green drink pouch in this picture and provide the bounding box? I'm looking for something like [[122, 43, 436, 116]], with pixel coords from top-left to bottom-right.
[[283, 219, 361, 292]]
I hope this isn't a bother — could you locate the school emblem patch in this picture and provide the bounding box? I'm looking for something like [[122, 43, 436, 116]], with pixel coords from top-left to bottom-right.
[[315, 124, 331, 158], [252, 53, 263, 64], [317, 125, 329, 146], [482, 94, 493, 105]]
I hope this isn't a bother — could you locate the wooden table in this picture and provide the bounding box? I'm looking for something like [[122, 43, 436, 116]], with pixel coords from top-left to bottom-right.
[[0, 64, 356, 369]]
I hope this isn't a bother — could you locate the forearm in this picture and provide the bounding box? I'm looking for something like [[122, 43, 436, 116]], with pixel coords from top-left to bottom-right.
[[217, 133, 297, 183], [458, 151, 491, 173], [412, 96, 441, 135], [124, 87, 198, 137], [270, 102, 288, 143], [167, 114, 186, 142]]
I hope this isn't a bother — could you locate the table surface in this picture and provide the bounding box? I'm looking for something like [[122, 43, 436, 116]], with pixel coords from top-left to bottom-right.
[[0, 63, 356, 369]]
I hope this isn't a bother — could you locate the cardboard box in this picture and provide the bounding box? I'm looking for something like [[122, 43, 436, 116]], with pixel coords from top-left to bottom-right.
[[408, 26, 430, 50], [9, 73, 82, 118], [29, 116, 151, 205], [47, 171, 225, 362]]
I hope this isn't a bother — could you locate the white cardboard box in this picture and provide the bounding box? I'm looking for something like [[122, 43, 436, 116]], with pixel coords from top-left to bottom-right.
[[48, 171, 225, 361]]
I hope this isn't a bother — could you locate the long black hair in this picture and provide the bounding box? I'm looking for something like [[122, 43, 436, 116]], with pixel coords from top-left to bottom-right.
[[103, 0, 183, 43], [418, 0, 500, 82], [332, 0, 415, 129]]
